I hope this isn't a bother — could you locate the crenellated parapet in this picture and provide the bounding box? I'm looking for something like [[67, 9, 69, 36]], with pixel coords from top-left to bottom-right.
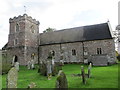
[[9, 14, 39, 25]]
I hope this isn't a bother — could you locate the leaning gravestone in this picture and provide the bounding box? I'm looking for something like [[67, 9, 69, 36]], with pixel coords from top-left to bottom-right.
[[81, 66, 86, 84], [14, 62, 19, 71], [7, 67, 18, 88], [55, 70, 68, 88]]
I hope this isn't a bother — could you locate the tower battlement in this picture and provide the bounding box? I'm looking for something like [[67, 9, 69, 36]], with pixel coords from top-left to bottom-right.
[[9, 14, 39, 25]]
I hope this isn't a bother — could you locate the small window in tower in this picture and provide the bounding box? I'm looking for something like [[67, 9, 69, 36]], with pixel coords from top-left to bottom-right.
[[72, 49, 76, 55], [30, 25, 35, 33], [16, 23, 19, 32]]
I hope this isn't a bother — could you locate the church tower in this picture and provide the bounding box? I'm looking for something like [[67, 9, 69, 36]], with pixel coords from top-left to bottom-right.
[[7, 14, 39, 65]]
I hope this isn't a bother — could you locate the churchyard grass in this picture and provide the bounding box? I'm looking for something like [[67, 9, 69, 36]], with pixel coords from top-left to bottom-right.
[[2, 62, 118, 88]]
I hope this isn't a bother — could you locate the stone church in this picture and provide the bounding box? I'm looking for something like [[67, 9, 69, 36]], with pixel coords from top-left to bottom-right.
[[2, 14, 116, 66]]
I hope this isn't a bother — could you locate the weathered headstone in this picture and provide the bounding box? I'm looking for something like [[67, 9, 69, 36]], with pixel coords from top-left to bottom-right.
[[12, 56, 15, 66], [47, 61, 52, 80], [60, 60, 64, 66], [38, 60, 42, 73], [39, 52, 59, 76], [14, 62, 19, 71], [40, 61, 47, 76], [52, 58, 55, 65], [7, 67, 18, 88], [31, 59, 35, 69], [51, 59, 56, 76], [81, 66, 86, 84], [27, 82, 36, 88], [88, 63, 92, 78], [27, 61, 31, 69], [59, 52, 64, 70], [55, 70, 68, 88]]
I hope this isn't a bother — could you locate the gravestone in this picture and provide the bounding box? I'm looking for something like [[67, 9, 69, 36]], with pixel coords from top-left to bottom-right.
[[47, 61, 52, 80], [7, 67, 18, 88], [14, 62, 19, 71], [12, 56, 15, 66], [38, 61, 43, 73], [52, 58, 56, 76], [38, 60, 42, 73], [40, 61, 47, 76], [55, 70, 68, 88], [60, 60, 64, 66], [52, 58, 55, 65], [28, 82, 36, 88], [27, 61, 31, 69], [88, 63, 92, 78], [81, 66, 86, 84], [31, 59, 35, 69]]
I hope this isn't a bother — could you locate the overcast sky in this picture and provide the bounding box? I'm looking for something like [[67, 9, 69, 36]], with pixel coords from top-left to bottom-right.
[[0, 0, 119, 49]]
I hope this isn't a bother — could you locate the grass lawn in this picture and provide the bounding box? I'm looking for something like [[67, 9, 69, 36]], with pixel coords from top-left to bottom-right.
[[2, 63, 118, 88]]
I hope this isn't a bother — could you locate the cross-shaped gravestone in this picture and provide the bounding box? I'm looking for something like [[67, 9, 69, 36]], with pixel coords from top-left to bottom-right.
[[7, 67, 18, 88]]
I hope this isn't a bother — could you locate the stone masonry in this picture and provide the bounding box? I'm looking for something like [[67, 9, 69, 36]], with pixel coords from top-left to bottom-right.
[[4, 14, 39, 65], [2, 14, 116, 66], [39, 39, 116, 65]]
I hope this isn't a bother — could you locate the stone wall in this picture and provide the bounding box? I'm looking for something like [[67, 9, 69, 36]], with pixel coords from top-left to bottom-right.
[[25, 46, 38, 65], [89, 54, 108, 66], [84, 39, 116, 64], [5, 47, 25, 65], [39, 42, 83, 63], [39, 39, 116, 65], [3, 46, 38, 65]]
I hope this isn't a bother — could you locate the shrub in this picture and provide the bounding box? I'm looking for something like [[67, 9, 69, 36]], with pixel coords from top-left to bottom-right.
[[117, 54, 120, 61], [2, 63, 12, 75]]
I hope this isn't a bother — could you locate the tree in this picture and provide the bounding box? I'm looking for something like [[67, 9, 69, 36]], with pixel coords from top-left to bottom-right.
[[43, 27, 56, 33]]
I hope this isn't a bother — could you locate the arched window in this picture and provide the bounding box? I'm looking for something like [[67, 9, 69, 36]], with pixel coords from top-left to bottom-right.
[[30, 25, 35, 33], [72, 49, 76, 55], [16, 23, 19, 32]]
